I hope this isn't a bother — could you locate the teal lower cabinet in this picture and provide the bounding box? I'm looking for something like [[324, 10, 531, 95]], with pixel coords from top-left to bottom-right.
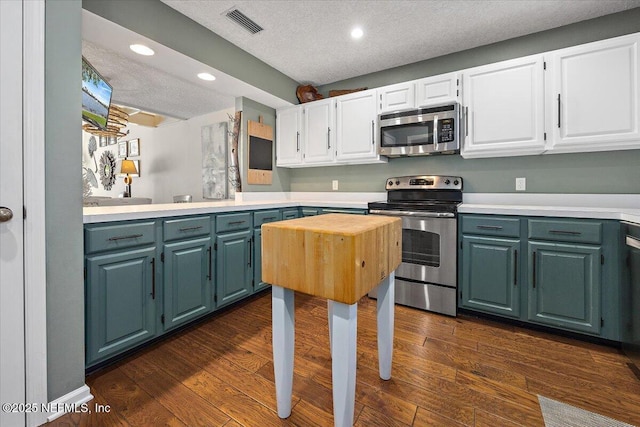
[[459, 214, 621, 340], [461, 235, 520, 318], [215, 229, 253, 307], [527, 241, 601, 334], [162, 236, 213, 330], [85, 246, 157, 367]]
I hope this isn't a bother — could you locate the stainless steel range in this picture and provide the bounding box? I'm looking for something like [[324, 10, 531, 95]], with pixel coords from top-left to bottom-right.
[[368, 175, 462, 316]]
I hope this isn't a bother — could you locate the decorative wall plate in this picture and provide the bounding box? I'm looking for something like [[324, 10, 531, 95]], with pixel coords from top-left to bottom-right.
[[99, 150, 117, 190]]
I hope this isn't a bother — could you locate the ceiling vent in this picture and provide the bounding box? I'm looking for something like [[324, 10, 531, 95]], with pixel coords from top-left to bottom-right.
[[224, 8, 264, 35]]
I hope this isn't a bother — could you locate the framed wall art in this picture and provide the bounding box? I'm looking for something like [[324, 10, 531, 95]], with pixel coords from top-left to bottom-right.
[[117, 141, 128, 158], [128, 138, 140, 157]]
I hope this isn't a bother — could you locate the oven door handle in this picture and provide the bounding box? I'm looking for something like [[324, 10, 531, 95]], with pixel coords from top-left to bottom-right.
[[369, 209, 455, 218]]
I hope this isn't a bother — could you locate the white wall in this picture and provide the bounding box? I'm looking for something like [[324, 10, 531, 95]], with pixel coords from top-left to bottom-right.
[[82, 107, 234, 203]]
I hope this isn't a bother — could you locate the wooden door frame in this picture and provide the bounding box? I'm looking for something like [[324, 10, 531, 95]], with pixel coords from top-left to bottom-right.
[[23, 1, 48, 426]]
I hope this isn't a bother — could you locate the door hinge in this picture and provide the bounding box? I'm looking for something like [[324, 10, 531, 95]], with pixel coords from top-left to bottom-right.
[[23, 206, 27, 219], [544, 132, 547, 141], [161, 252, 165, 262], [459, 290, 462, 299], [252, 279, 255, 286], [84, 267, 87, 280], [601, 318, 604, 327], [627, 254, 631, 267], [601, 254, 604, 265], [543, 61, 546, 70], [456, 89, 459, 97], [214, 294, 217, 303], [214, 242, 218, 250], [460, 241, 462, 250], [456, 78, 459, 86], [161, 314, 165, 324]]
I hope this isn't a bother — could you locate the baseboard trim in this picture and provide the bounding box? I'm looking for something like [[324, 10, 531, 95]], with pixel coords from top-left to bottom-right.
[[45, 384, 93, 423]]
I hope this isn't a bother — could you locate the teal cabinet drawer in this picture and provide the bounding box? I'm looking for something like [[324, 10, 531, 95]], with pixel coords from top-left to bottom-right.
[[528, 219, 602, 244], [282, 209, 300, 220], [301, 208, 320, 217], [462, 215, 520, 238], [216, 212, 252, 233], [163, 216, 211, 242], [85, 221, 156, 254], [254, 210, 282, 228]]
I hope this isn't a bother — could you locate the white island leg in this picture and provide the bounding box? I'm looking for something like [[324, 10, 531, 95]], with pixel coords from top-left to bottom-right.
[[377, 272, 395, 380], [330, 301, 357, 427], [272, 286, 295, 418]]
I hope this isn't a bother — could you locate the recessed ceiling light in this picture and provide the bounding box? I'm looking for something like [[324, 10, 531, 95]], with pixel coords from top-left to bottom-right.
[[129, 44, 154, 56], [351, 27, 364, 39], [197, 72, 216, 81]]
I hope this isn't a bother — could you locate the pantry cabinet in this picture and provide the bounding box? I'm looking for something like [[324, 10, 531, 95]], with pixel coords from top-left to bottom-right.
[[545, 33, 640, 154], [461, 55, 546, 159]]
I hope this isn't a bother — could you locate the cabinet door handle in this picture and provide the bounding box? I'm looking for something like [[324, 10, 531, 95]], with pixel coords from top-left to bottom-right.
[[476, 225, 503, 230], [228, 220, 246, 225], [532, 251, 536, 288], [327, 127, 331, 149], [514, 249, 518, 286], [371, 120, 375, 145], [151, 257, 156, 299], [557, 94, 561, 128], [108, 233, 143, 241], [549, 229, 581, 236], [207, 246, 212, 280], [179, 225, 203, 232], [465, 106, 469, 137], [248, 237, 253, 267], [296, 131, 300, 152]]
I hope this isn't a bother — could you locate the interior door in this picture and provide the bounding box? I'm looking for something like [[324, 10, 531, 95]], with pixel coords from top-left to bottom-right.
[[0, 1, 26, 426]]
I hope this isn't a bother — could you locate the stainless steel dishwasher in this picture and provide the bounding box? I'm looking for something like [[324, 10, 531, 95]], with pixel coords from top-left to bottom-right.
[[622, 221, 640, 379]]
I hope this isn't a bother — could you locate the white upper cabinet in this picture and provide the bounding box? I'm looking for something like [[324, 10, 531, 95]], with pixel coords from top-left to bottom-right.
[[461, 55, 546, 159], [546, 33, 640, 154], [335, 89, 386, 163], [275, 105, 302, 166], [377, 81, 416, 113], [415, 72, 459, 107], [302, 98, 335, 165]]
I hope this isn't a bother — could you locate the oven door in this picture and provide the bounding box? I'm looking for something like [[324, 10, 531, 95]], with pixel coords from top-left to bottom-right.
[[397, 215, 457, 288]]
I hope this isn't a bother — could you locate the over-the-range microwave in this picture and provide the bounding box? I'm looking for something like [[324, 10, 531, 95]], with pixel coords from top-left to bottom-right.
[[378, 102, 460, 157]]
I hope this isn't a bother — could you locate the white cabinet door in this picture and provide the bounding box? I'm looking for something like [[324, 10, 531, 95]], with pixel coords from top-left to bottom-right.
[[303, 98, 335, 164], [377, 81, 416, 113], [461, 55, 546, 159], [546, 33, 640, 154], [416, 72, 459, 107], [276, 105, 303, 166], [336, 89, 385, 162]]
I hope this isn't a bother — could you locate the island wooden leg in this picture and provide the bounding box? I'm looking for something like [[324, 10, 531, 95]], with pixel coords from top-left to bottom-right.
[[272, 285, 295, 418], [377, 271, 395, 380], [330, 301, 357, 427]]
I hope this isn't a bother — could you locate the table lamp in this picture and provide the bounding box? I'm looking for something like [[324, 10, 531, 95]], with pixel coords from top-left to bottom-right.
[[118, 159, 138, 197]]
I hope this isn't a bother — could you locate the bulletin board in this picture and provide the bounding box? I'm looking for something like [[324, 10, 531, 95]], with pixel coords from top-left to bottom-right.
[[247, 117, 273, 185]]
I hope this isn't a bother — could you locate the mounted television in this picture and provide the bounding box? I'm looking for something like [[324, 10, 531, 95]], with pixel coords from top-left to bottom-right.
[[82, 56, 112, 130]]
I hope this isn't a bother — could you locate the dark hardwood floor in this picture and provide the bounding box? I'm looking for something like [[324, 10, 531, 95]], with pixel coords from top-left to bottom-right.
[[49, 291, 640, 426]]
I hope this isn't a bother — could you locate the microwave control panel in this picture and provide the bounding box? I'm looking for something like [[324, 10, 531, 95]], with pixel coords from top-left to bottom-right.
[[438, 118, 455, 143]]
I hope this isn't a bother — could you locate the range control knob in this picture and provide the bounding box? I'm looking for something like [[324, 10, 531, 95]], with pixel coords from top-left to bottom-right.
[[395, 180, 400, 185], [444, 179, 451, 185], [388, 180, 393, 186], [454, 180, 460, 186]]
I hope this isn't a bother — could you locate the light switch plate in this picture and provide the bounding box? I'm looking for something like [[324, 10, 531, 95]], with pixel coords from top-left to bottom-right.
[[515, 177, 526, 191], [332, 180, 339, 191]]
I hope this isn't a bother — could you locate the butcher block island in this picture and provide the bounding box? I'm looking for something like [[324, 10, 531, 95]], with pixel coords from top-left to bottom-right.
[[262, 213, 402, 427], [262, 213, 402, 303]]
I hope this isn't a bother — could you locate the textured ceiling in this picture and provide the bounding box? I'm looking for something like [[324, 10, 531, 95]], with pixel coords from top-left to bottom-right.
[[162, 0, 640, 86]]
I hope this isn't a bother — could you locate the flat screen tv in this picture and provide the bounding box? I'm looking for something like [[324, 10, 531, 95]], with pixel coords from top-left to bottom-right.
[[82, 56, 112, 130]]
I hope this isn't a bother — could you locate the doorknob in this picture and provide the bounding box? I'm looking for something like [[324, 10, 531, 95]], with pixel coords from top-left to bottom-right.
[[0, 207, 14, 222]]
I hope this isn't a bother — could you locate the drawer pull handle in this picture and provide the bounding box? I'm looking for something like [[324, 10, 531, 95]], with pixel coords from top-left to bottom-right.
[[549, 230, 581, 236], [108, 233, 143, 241], [179, 225, 203, 232], [514, 249, 518, 286], [228, 220, 246, 225], [476, 225, 503, 230], [532, 251, 536, 289], [263, 216, 277, 221], [151, 258, 156, 300]]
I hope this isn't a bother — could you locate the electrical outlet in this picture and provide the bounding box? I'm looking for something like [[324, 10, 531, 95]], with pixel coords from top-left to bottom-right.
[[515, 177, 526, 191], [332, 180, 339, 191]]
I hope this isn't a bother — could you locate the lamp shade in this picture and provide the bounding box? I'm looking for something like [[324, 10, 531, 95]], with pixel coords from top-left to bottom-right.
[[117, 159, 139, 176]]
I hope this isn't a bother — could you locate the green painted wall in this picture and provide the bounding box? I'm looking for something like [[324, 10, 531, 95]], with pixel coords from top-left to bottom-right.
[[288, 7, 640, 194], [82, 0, 299, 104], [236, 97, 290, 193], [46, 0, 85, 400]]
